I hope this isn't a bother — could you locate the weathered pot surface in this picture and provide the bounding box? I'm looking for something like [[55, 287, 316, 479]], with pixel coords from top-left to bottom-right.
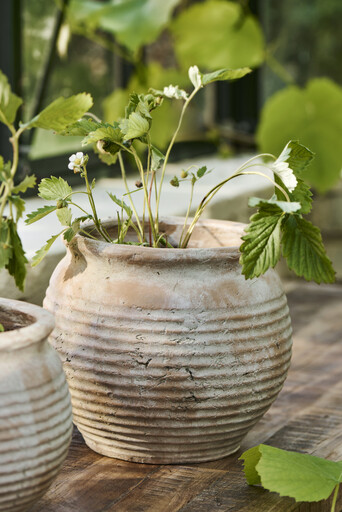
[[0, 298, 73, 512], [44, 217, 292, 464]]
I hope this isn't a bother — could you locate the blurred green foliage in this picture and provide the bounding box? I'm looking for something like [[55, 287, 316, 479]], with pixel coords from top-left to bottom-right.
[[23, 0, 342, 192]]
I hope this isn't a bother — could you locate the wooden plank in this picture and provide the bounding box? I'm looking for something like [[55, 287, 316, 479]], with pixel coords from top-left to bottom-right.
[[30, 283, 342, 511]]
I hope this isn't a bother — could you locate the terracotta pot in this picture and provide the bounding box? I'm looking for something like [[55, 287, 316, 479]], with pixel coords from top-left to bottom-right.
[[0, 299, 73, 512], [44, 218, 292, 464]]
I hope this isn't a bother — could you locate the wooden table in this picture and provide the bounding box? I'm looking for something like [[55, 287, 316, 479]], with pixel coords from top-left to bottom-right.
[[32, 282, 342, 511]]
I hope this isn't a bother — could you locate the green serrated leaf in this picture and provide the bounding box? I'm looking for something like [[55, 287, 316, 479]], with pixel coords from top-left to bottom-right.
[[0, 220, 12, 268], [290, 179, 313, 215], [56, 207, 72, 227], [12, 174, 36, 194], [239, 446, 262, 486], [108, 193, 132, 217], [276, 140, 314, 176], [60, 117, 102, 136], [282, 216, 335, 284], [240, 206, 283, 279], [8, 195, 25, 222], [29, 93, 93, 132], [202, 67, 252, 85], [25, 205, 57, 224], [248, 196, 301, 213], [38, 176, 72, 201], [31, 231, 64, 267], [151, 145, 164, 171], [0, 160, 11, 182], [197, 166, 208, 178], [63, 219, 81, 242], [241, 444, 342, 503], [0, 70, 23, 126], [121, 112, 150, 140], [5, 220, 27, 291], [82, 124, 122, 146]]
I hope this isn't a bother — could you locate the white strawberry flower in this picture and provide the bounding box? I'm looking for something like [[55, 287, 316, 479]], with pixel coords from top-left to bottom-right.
[[68, 152, 85, 173], [163, 85, 188, 100], [272, 160, 297, 192], [188, 65, 202, 89]]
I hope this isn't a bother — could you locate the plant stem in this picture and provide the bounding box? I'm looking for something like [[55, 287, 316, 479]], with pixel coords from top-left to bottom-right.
[[118, 151, 144, 243], [331, 484, 339, 512], [179, 178, 195, 247], [130, 146, 157, 246], [82, 165, 112, 243], [155, 87, 200, 234]]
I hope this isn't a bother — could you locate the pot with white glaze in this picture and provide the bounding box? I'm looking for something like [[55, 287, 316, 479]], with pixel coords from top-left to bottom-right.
[[0, 299, 73, 512], [44, 217, 292, 464]]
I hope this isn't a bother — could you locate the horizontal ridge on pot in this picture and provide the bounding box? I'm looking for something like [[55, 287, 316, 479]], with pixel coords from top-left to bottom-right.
[[44, 218, 293, 463]]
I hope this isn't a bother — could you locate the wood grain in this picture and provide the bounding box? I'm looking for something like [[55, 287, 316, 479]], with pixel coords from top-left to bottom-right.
[[30, 282, 342, 511]]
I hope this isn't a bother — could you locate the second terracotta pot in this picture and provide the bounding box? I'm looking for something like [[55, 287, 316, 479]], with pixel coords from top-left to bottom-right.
[[44, 218, 292, 464]]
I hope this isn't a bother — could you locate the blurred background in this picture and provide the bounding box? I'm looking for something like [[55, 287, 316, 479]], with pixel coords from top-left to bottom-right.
[[0, 0, 341, 292]]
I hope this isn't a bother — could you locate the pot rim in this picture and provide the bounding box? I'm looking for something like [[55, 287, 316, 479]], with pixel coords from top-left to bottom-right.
[[0, 298, 54, 351], [68, 217, 246, 262]]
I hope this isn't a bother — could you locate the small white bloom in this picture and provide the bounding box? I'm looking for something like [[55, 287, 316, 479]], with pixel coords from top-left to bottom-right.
[[188, 65, 202, 89], [163, 85, 188, 100], [68, 152, 85, 173], [272, 160, 297, 192]]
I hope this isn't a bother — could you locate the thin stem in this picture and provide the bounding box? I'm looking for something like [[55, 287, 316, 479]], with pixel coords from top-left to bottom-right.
[[130, 146, 157, 246], [239, 170, 291, 202], [83, 112, 102, 123], [69, 201, 89, 216], [155, 87, 200, 233], [179, 178, 195, 247], [118, 151, 143, 243], [82, 165, 112, 243], [331, 484, 339, 512]]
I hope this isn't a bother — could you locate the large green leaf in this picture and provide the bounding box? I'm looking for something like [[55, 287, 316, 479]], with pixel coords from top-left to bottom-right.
[[0, 221, 12, 268], [5, 220, 27, 291], [82, 125, 123, 146], [257, 79, 342, 192], [69, 0, 180, 53], [38, 177, 72, 201], [0, 70, 23, 127], [29, 93, 93, 132], [240, 204, 283, 279], [171, 0, 265, 71], [240, 444, 342, 503], [282, 216, 335, 284]]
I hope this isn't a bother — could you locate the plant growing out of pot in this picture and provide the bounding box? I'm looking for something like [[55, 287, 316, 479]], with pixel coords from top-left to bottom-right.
[[27, 65, 334, 284], [1, 65, 336, 465]]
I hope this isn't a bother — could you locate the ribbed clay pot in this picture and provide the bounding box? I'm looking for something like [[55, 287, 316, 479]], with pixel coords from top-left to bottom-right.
[[44, 218, 292, 464], [0, 299, 73, 512]]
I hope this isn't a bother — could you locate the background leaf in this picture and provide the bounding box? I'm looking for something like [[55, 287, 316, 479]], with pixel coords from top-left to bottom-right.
[[0, 70, 23, 126], [69, 0, 181, 53], [31, 231, 64, 267], [171, 0, 265, 71], [257, 79, 342, 192]]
